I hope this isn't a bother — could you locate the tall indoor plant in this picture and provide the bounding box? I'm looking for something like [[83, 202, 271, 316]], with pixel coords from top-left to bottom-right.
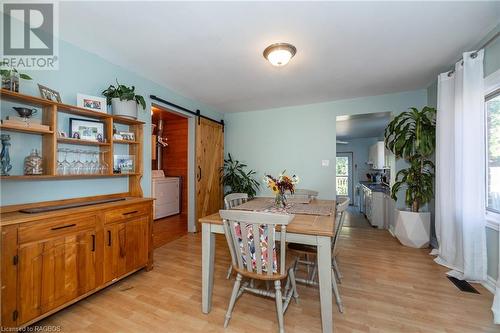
[[220, 154, 260, 198], [102, 80, 146, 119], [384, 106, 436, 247]]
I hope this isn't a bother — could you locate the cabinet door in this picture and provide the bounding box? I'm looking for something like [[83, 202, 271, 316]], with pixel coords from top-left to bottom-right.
[[103, 222, 127, 283], [104, 216, 149, 282], [125, 216, 149, 271], [18, 230, 96, 324]]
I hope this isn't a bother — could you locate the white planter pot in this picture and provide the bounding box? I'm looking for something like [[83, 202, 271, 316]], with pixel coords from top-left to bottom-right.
[[111, 98, 138, 119], [394, 209, 431, 248]]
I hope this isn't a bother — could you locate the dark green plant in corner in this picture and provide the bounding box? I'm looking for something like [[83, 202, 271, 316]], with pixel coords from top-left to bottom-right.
[[220, 154, 260, 198], [102, 79, 146, 109], [384, 106, 436, 212]]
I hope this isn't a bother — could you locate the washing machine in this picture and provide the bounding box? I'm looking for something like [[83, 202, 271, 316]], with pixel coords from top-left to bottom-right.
[[152, 170, 181, 219]]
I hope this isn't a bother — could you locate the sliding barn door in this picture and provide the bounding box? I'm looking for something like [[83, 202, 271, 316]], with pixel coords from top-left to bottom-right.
[[196, 117, 224, 227]]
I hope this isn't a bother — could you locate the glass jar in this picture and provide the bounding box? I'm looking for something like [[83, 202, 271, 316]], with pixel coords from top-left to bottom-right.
[[24, 149, 43, 175]]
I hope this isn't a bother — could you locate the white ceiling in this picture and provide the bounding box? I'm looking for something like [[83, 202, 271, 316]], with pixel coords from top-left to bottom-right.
[[336, 112, 391, 140], [59, 2, 500, 113]]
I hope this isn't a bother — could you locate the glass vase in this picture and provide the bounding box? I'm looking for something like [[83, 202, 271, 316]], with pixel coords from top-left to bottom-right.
[[275, 192, 287, 208]]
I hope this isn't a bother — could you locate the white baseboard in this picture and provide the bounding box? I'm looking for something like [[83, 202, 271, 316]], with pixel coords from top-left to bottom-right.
[[388, 226, 395, 237], [481, 275, 497, 294]]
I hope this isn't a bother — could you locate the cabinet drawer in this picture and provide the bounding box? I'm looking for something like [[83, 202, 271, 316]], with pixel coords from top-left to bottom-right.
[[19, 214, 97, 244], [104, 204, 150, 224]]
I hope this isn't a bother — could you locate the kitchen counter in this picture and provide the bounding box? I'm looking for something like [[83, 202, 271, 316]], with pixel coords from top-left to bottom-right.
[[359, 181, 390, 195]]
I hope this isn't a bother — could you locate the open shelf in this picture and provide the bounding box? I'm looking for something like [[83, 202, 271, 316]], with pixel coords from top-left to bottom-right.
[[0, 123, 53, 134], [57, 137, 111, 146], [0, 173, 139, 180], [0, 89, 54, 107], [113, 139, 140, 145]]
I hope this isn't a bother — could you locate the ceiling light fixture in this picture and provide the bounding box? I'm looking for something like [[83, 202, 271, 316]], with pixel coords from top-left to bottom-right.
[[263, 43, 297, 67]]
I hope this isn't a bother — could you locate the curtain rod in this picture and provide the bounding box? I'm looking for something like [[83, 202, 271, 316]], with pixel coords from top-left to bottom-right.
[[448, 31, 499, 76], [150, 95, 224, 128]]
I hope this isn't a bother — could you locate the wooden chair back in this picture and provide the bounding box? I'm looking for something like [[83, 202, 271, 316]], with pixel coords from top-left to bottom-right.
[[332, 197, 350, 252], [224, 193, 248, 209], [220, 210, 294, 277]]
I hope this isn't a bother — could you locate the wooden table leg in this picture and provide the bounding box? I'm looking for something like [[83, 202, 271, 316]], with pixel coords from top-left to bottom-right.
[[202, 223, 216, 313], [317, 235, 333, 333]]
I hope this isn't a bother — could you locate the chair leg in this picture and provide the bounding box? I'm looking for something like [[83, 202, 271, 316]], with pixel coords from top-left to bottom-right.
[[310, 263, 318, 282], [289, 267, 299, 304], [224, 273, 242, 327], [274, 280, 285, 333], [226, 265, 233, 279], [331, 268, 344, 313], [332, 257, 342, 283]]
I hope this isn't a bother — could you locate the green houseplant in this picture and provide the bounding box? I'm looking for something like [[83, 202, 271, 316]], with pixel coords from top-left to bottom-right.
[[0, 62, 32, 92], [102, 80, 146, 119], [384, 106, 436, 248], [220, 154, 260, 198]]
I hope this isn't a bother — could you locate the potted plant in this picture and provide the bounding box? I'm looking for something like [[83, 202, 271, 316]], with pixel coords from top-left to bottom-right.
[[0, 62, 32, 92], [384, 106, 436, 248], [102, 80, 146, 119], [220, 154, 260, 198]]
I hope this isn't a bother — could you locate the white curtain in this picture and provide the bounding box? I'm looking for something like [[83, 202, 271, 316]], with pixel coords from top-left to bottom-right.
[[434, 50, 487, 283], [494, 229, 500, 323]]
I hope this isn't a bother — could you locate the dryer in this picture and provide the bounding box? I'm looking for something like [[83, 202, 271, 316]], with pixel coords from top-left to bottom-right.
[[152, 170, 181, 219]]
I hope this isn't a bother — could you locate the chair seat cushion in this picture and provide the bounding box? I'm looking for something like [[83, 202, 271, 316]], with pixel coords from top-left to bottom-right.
[[287, 242, 317, 254]]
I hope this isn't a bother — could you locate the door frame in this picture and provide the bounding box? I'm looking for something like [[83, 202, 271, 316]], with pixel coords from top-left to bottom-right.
[[151, 103, 197, 232], [336, 152, 354, 202]]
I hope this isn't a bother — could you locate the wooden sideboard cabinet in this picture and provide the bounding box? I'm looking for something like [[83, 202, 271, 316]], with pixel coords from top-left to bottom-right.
[[0, 195, 154, 329]]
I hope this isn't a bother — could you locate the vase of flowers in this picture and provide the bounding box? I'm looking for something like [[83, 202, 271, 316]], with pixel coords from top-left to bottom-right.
[[264, 171, 299, 208]]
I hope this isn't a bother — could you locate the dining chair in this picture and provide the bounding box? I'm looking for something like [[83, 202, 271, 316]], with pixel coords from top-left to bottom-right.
[[224, 193, 249, 279], [220, 209, 298, 333], [287, 197, 350, 313]]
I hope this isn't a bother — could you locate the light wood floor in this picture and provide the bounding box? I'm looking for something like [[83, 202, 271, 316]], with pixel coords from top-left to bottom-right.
[[343, 206, 372, 229], [35, 225, 497, 332], [153, 213, 188, 249]]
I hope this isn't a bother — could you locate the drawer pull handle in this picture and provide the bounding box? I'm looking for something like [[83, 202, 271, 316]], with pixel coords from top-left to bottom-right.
[[51, 223, 76, 231], [107, 230, 112, 246], [91, 235, 96, 252], [122, 210, 138, 216]]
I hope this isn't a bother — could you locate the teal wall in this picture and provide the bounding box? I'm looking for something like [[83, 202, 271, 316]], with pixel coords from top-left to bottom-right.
[[0, 39, 223, 205], [426, 24, 500, 280], [224, 89, 427, 199]]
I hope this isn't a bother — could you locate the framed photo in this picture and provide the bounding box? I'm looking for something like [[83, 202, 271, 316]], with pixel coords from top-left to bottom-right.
[[38, 84, 62, 103], [113, 155, 135, 174], [77, 94, 107, 113], [69, 118, 105, 142], [119, 131, 135, 141]]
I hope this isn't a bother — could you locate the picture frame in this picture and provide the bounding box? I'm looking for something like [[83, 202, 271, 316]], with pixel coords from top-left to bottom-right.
[[38, 84, 62, 103], [119, 131, 135, 141], [113, 154, 135, 174], [69, 118, 105, 142], [77, 93, 107, 113]]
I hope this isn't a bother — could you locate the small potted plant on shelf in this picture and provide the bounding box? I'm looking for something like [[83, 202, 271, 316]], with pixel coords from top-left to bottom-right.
[[0, 61, 32, 92], [102, 80, 146, 119], [384, 106, 436, 248], [220, 154, 260, 198]]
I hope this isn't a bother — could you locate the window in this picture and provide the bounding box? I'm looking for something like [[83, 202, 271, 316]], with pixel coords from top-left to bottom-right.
[[336, 156, 348, 196], [486, 89, 500, 214]]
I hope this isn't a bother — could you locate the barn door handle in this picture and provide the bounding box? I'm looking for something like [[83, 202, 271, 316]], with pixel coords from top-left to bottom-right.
[[197, 166, 202, 181], [91, 235, 96, 252], [107, 230, 112, 246]]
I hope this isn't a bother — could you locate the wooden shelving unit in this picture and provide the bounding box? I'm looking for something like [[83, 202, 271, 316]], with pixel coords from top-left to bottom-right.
[[0, 89, 145, 196], [57, 137, 111, 146]]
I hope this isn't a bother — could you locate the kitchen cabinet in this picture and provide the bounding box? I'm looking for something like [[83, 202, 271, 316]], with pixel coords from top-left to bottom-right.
[[1, 196, 153, 329], [368, 141, 390, 170], [360, 184, 394, 229], [384, 193, 396, 234]]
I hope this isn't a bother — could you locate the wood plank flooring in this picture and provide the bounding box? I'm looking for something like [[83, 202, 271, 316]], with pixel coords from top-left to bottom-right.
[[35, 225, 497, 332]]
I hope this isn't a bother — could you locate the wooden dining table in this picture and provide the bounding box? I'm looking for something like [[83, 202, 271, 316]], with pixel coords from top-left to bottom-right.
[[199, 197, 337, 333]]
